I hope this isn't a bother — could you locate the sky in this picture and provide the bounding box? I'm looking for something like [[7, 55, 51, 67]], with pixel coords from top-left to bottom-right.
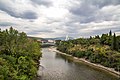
[[0, 0, 120, 38]]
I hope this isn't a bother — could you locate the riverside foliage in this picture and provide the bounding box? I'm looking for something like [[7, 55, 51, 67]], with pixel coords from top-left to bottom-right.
[[0, 27, 42, 80], [56, 31, 120, 71]]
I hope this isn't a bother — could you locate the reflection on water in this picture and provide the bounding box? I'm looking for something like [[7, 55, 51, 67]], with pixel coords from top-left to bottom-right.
[[55, 52, 73, 64], [38, 48, 119, 80]]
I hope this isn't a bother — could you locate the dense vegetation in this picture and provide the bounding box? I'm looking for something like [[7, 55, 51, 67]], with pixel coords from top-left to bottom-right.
[[56, 31, 120, 71], [0, 27, 42, 80]]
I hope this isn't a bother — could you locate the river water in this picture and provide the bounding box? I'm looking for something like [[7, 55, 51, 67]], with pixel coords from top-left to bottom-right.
[[37, 48, 119, 80]]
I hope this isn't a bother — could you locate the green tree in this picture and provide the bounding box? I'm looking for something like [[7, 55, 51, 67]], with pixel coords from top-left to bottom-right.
[[0, 27, 42, 80], [116, 36, 120, 51], [100, 34, 109, 45], [112, 33, 117, 50], [108, 30, 112, 46], [109, 30, 112, 36]]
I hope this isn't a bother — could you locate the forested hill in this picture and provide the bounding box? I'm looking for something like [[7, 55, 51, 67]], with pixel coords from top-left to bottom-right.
[[0, 27, 42, 80], [56, 30, 120, 71]]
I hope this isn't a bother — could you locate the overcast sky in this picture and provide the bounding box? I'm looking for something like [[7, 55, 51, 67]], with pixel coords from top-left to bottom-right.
[[0, 0, 120, 38]]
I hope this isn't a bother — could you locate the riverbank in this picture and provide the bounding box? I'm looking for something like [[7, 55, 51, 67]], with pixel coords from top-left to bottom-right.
[[51, 47, 120, 78]]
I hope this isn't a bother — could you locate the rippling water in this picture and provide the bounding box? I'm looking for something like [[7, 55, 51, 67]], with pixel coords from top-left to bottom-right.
[[37, 48, 119, 80]]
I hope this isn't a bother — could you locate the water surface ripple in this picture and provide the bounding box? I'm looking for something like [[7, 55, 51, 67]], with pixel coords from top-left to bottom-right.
[[37, 48, 119, 80]]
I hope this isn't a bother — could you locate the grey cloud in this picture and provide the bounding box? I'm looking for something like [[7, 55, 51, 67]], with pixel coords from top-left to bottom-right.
[[21, 11, 38, 19], [81, 29, 109, 37], [65, 27, 79, 33], [81, 24, 120, 37], [36, 29, 54, 33], [27, 29, 54, 35], [71, 2, 97, 16], [0, 1, 38, 19], [70, 2, 98, 23], [80, 16, 96, 23], [87, 0, 120, 8], [89, 28, 119, 36], [30, 0, 52, 7], [114, 29, 120, 32], [70, 0, 120, 23], [0, 22, 16, 26]]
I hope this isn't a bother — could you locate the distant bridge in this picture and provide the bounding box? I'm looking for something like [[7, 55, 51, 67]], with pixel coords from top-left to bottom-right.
[[42, 42, 55, 46], [41, 42, 55, 47]]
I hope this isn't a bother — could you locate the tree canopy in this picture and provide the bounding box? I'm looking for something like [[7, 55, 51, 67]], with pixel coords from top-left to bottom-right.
[[0, 27, 42, 80]]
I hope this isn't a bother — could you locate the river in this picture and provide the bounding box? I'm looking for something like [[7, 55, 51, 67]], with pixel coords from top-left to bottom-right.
[[37, 48, 119, 80]]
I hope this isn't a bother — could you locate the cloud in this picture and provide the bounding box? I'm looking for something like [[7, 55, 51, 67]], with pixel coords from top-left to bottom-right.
[[30, 0, 52, 7], [27, 29, 54, 35], [0, 22, 16, 26], [0, 0, 120, 38], [87, 0, 120, 8], [21, 11, 38, 19], [70, 2, 97, 16], [70, 0, 120, 23], [0, 0, 38, 19]]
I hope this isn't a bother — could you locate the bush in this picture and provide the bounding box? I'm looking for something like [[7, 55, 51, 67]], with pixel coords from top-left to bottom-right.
[[74, 51, 85, 58]]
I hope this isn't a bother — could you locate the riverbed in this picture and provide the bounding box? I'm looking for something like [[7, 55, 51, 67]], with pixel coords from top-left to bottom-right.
[[37, 48, 119, 80]]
